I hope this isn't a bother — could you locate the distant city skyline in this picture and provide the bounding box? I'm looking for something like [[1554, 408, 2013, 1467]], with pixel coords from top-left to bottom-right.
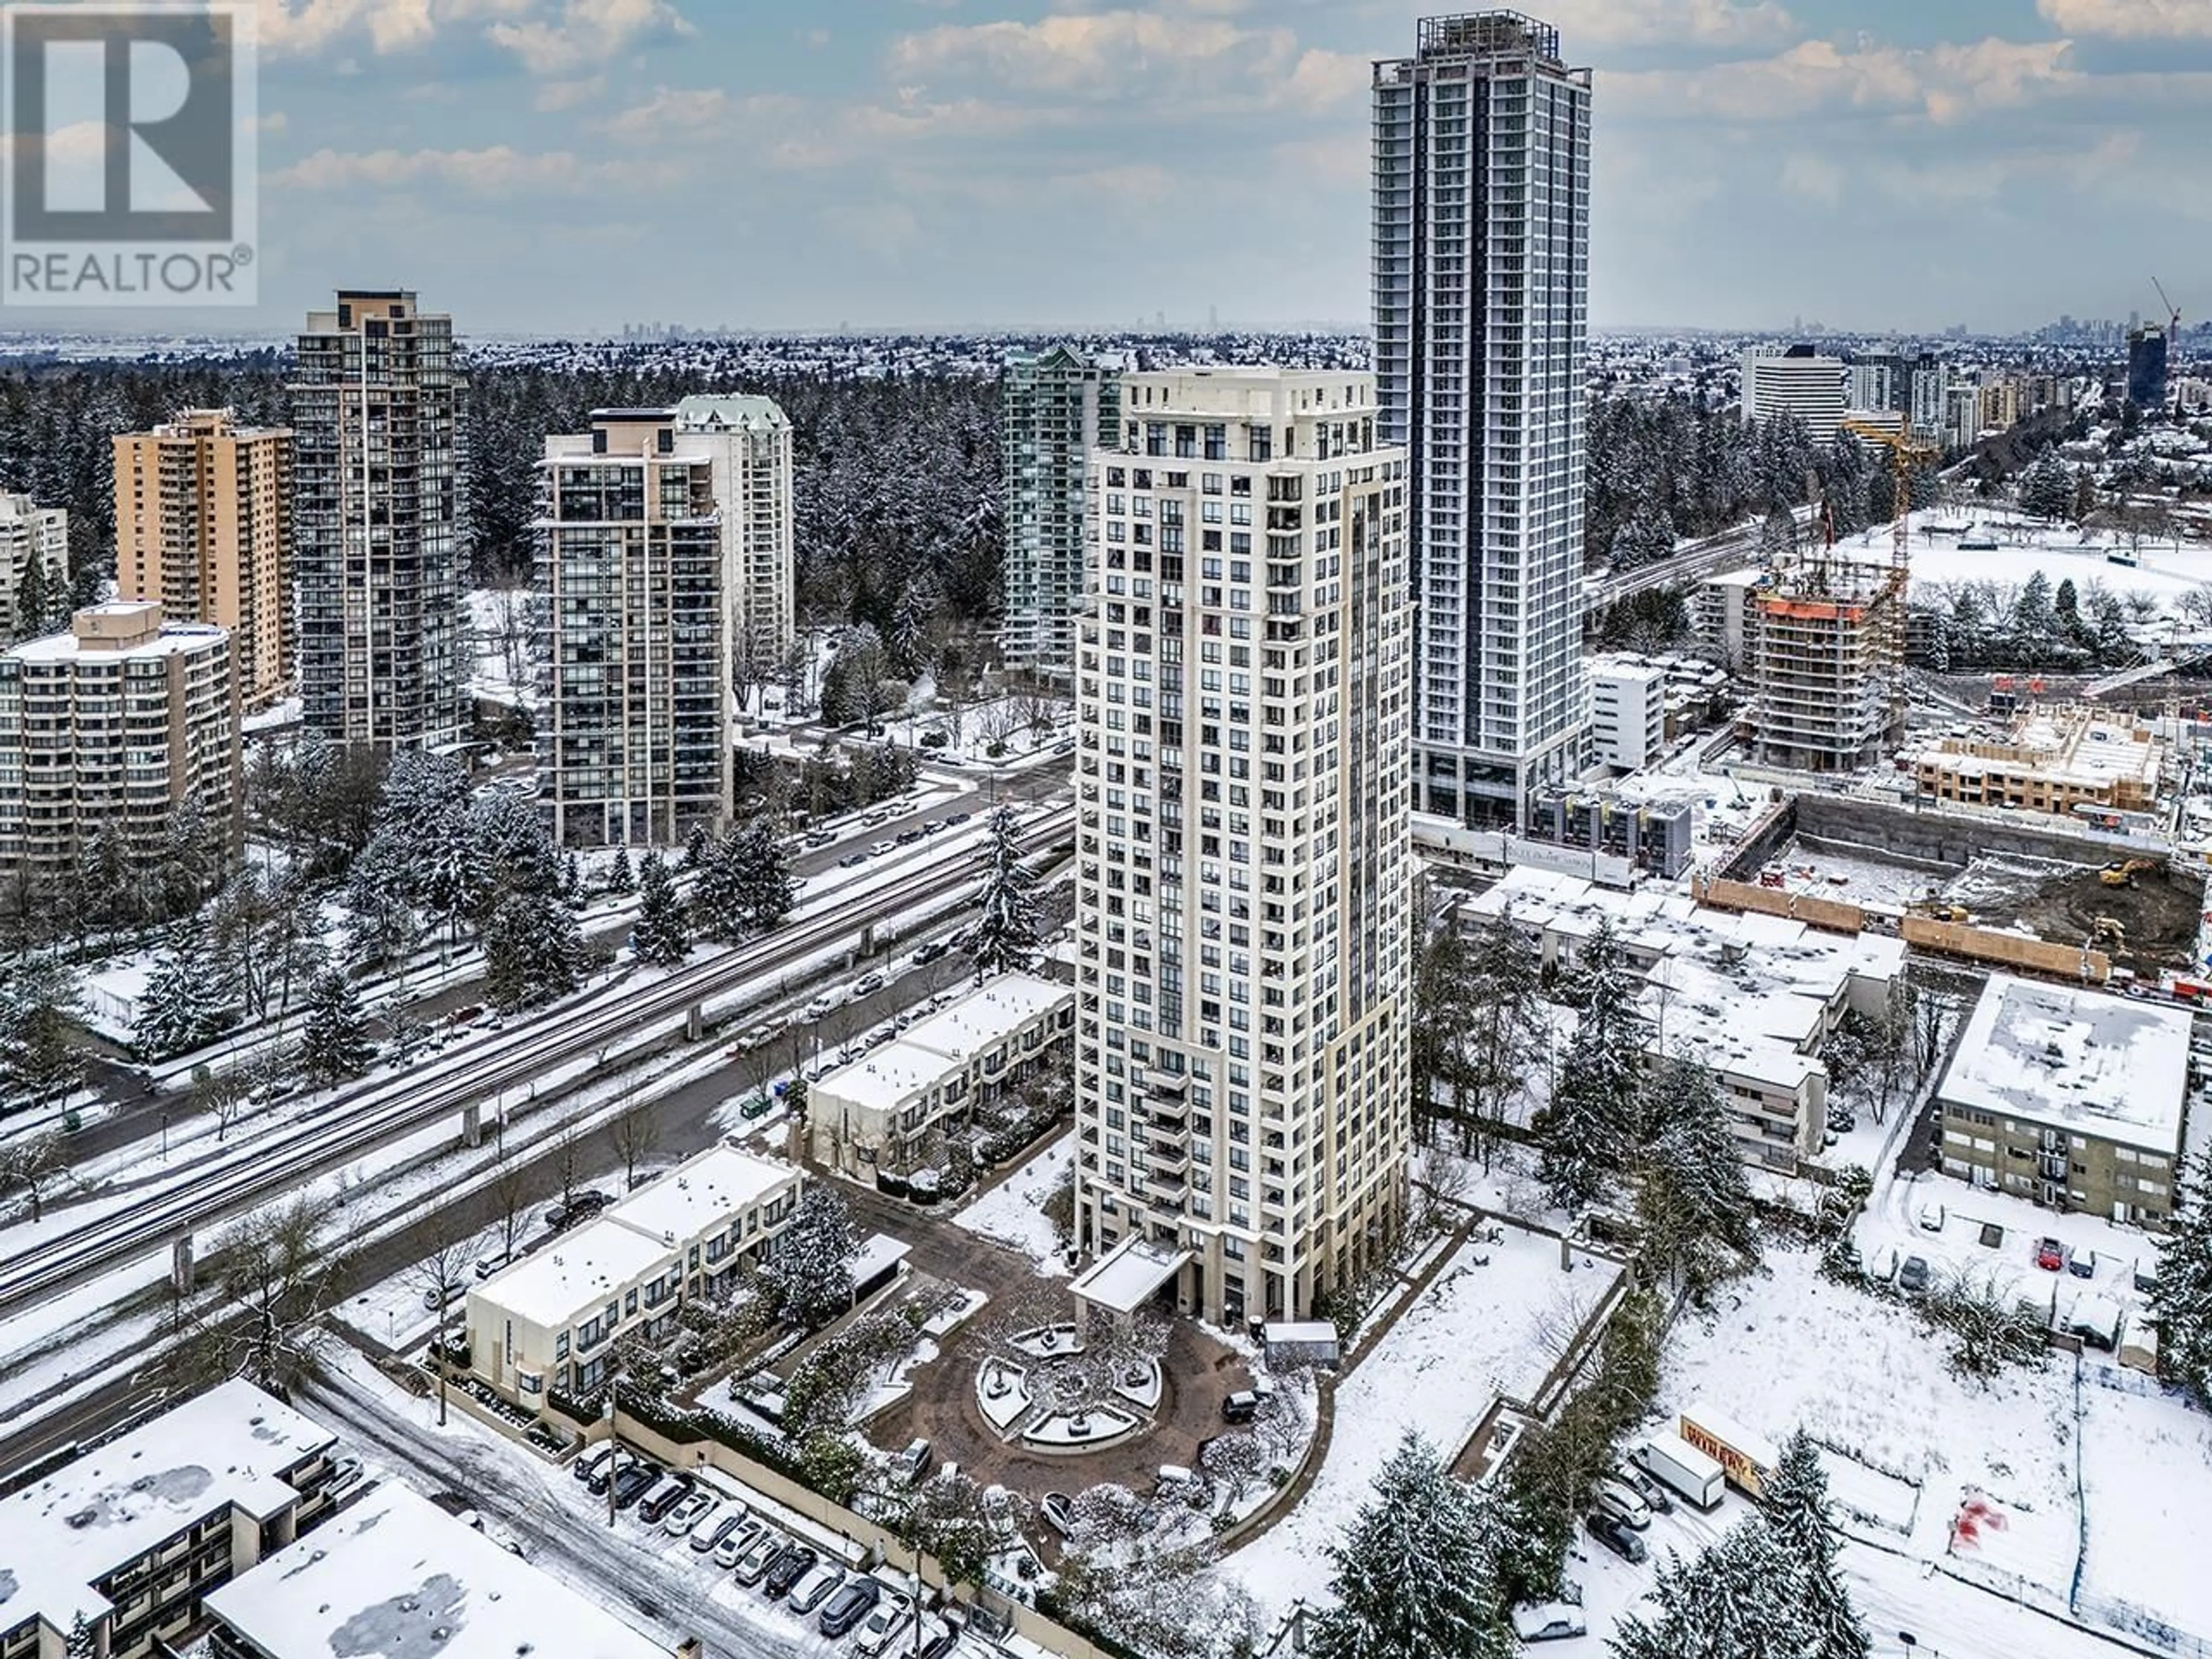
[[1, 1, 2206, 338]]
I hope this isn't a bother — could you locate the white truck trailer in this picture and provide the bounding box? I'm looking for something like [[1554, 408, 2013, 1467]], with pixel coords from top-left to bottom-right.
[[1631, 1431, 1727, 1511], [1677, 1400, 1781, 1500]]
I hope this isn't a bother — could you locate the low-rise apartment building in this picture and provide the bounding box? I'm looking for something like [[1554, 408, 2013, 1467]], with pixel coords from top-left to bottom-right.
[[205, 1483, 669, 1659], [808, 972, 1074, 1180], [1936, 972, 2198, 1228], [1909, 707, 2160, 820], [466, 1143, 802, 1404], [1589, 656, 1666, 771], [1460, 866, 1905, 1168], [0, 1382, 339, 1659]]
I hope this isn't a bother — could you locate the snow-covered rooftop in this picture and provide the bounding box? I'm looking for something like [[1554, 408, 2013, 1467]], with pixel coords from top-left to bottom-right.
[[0, 1380, 335, 1633], [204, 1482, 668, 1659], [1938, 973, 2192, 1154], [471, 1214, 671, 1331], [815, 972, 1070, 1113], [605, 1143, 800, 1249], [1070, 1236, 1190, 1315]]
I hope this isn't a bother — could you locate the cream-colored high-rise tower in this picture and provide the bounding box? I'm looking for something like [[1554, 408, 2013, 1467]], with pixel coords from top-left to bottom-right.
[[1071, 368, 1413, 1324], [113, 409, 293, 710]]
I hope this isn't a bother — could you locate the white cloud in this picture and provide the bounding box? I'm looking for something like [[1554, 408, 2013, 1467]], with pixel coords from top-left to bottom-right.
[[487, 0, 694, 76], [271, 143, 651, 194], [534, 75, 607, 111], [1608, 36, 2079, 126], [593, 87, 805, 143], [1546, 0, 1799, 49], [2038, 0, 2212, 38], [1778, 151, 1843, 206]]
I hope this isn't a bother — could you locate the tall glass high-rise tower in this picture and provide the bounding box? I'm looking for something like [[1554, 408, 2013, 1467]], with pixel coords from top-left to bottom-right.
[[1374, 13, 1591, 825]]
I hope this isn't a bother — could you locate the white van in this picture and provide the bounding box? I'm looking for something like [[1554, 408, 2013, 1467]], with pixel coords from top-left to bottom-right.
[[1592, 1477, 1653, 1531]]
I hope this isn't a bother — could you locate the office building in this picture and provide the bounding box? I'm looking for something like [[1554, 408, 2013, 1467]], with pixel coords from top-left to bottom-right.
[[809, 972, 1074, 1179], [536, 409, 729, 847], [112, 410, 294, 710], [671, 393, 796, 664], [0, 492, 67, 647], [1376, 12, 1592, 827], [1072, 368, 1412, 1324], [1937, 974, 2195, 1228], [206, 1485, 670, 1659], [1004, 346, 1123, 677], [1741, 346, 1848, 446], [0, 1381, 340, 1659], [467, 1143, 803, 1403], [2127, 325, 2170, 413], [289, 289, 465, 747], [1589, 656, 1665, 771], [0, 603, 238, 880]]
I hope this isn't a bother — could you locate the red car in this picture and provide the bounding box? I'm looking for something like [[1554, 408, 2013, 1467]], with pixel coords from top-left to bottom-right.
[[2035, 1237, 2067, 1271]]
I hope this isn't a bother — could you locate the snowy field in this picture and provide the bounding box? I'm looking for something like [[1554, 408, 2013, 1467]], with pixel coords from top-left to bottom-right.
[[1221, 1224, 1620, 1617], [951, 1132, 1071, 1276], [1874, 514, 2212, 618], [1653, 1245, 2212, 1652]]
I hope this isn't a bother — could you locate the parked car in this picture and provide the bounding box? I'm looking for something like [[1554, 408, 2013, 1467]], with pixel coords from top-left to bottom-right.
[[921, 819, 949, 836], [1612, 1461, 1674, 1516], [2036, 1237, 2068, 1271], [892, 1438, 934, 1487], [472, 1250, 513, 1279], [914, 1619, 960, 1659], [1897, 1254, 1932, 1295], [805, 995, 836, 1021], [839, 850, 869, 868], [786, 1562, 843, 1615], [854, 971, 886, 997], [1053, 738, 1077, 755], [896, 828, 927, 846], [819, 1578, 884, 1639], [1040, 1492, 1075, 1537], [1917, 1201, 1946, 1233], [1221, 1389, 1263, 1424], [943, 812, 969, 827], [610, 1463, 659, 1510], [805, 830, 836, 847], [2067, 1248, 2097, 1281], [690, 1503, 744, 1555], [1510, 1603, 1589, 1643], [583, 1450, 636, 1494], [730, 1529, 782, 1584], [762, 1543, 818, 1599], [868, 840, 896, 858], [853, 1589, 916, 1655], [914, 939, 950, 965], [662, 1490, 717, 1536], [634, 1472, 692, 1526], [545, 1190, 611, 1231], [1585, 1512, 1648, 1565], [1592, 1478, 1652, 1531]]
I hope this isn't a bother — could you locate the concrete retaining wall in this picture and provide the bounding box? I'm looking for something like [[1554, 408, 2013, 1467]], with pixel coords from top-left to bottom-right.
[[1793, 794, 2151, 873]]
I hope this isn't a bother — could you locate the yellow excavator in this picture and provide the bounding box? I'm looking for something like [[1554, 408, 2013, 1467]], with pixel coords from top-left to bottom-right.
[[1908, 897, 1970, 923], [2099, 858, 2165, 889], [2091, 916, 2127, 953]]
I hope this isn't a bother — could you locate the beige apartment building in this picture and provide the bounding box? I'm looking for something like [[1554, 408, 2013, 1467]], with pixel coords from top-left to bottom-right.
[[1910, 707, 2159, 819], [0, 491, 67, 646], [1072, 367, 1414, 1325], [113, 410, 294, 710], [0, 603, 239, 879]]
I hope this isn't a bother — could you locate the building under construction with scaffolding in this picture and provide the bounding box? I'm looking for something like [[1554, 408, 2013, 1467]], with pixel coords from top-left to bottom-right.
[[1749, 556, 1906, 772]]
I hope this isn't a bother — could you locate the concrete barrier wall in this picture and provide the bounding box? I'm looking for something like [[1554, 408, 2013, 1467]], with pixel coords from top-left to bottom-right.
[[1794, 793, 2153, 872], [1901, 916, 2110, 983], [1694, 873, 1867, 935]]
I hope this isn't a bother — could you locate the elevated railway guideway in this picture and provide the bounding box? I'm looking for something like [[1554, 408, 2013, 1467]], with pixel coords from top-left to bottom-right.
[[0, 808, 1075, 1310]]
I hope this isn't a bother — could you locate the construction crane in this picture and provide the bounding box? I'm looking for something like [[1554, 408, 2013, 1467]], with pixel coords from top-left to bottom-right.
[[1839, 417, 1942, 584], [2154, 276, 2182, 344]]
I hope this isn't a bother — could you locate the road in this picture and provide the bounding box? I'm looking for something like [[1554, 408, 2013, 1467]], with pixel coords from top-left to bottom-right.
[[1590, 504, 1821, 611], [0, 806, 1075, 1312]]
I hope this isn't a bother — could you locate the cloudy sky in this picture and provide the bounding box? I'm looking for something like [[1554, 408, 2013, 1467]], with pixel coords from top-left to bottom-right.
[[29, 0, 2212, 336]]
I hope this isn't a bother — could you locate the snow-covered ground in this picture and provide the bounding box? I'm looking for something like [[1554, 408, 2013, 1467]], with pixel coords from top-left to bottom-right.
[[1878, 512, 2212, 619], [952, 1132, 1072, 1276], [1653, 1245, 2212, 1653], [1221, 1224, 1620, 1618]]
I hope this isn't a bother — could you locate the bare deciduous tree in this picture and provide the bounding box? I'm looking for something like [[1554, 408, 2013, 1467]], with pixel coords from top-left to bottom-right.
[[608, 1094, 662, 1191], [408, 1225, 475, 1425], [176, 1196, 350, 1395]]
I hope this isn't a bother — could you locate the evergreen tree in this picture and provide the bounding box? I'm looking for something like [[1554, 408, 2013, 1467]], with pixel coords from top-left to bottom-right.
[[969, 802, 1040, 981], [1536, 918, 1649, 1211], [608, 844, 637, 895], [298, 965, 374, 1088], [0, 953, 84, 1105], [630, 851, 691, 967], [2149, 1149, 2212, 1406], [482, 891, 585, 1013], [732, 821, 797, 933], [691, 831, 748, 942], [681, 821, 712, 871], [1762, 1431, 1870, 1659], [1635, 1056, 1760, 1298], [133, 916, 230, 1059], [762, 1185, 859, 1328], [1611, 1522, 1801, 1659], [466, 790, 561, 912], [1309, 1431, 1514, 1659], [2018, 449, 2074, 521]]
